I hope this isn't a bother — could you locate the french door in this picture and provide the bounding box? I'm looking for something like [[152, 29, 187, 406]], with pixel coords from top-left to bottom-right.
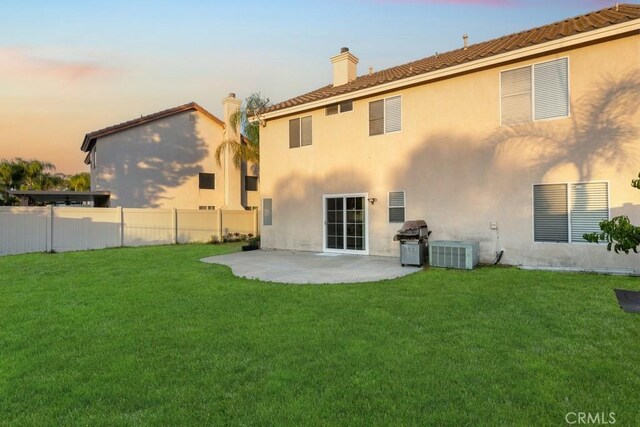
[[323, 194, 368, 254]]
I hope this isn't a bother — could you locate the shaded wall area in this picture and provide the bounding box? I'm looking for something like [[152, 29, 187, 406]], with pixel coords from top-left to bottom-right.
[[92, 110, 224, 209]]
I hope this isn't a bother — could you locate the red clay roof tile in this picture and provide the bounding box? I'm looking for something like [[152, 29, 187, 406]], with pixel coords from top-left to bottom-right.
[[264, 4, 640, 115]]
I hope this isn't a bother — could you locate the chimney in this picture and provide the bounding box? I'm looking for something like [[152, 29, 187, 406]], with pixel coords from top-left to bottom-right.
[[330, 47, 359, 87], [463, 34, 469, 50], [220, 92, 244, 211]]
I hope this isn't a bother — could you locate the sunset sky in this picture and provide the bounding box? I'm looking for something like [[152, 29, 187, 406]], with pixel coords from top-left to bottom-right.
[[0, 0, 623, 174]]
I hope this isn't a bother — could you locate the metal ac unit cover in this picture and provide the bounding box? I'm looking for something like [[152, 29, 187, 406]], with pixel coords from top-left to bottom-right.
[[429, 240, 479, 270]]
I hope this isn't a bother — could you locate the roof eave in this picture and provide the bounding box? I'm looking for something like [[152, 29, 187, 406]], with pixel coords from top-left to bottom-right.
[[262, 19, 640, 121], [79, 103, 225, 152]]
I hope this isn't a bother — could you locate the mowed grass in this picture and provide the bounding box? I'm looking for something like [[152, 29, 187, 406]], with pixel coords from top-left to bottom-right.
[[1, 244, 639, 426]]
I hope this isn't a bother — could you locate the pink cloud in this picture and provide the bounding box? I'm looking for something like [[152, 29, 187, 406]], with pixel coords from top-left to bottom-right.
[[0, 47, 113, 81]]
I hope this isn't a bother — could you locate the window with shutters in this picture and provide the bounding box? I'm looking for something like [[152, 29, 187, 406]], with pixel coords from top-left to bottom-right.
[[289, 116, 312, 148], [369, 95, 401, 136], [533, 181, 608, 243], [388, 191, 405, 223], [263, 198, 273, 226], [501, 58, 569, 125]]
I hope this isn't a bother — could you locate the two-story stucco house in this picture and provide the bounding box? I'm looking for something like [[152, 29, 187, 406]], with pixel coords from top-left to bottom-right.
[[80, 95, 259, 210], [258, 4, 640, 273]]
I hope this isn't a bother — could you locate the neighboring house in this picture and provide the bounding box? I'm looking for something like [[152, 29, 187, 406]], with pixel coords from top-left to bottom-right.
[[258, 4, 640, 272], [80, 95, 259, 210]]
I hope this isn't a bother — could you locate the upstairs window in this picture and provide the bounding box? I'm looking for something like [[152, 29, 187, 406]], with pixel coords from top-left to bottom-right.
[[289, 116, 312, 148], [369, 95, 401, 136], [501, 58, 569, 125], [245, 176, 258, 191], [326, 100, 353, 116], [199, 173, 215, 189]]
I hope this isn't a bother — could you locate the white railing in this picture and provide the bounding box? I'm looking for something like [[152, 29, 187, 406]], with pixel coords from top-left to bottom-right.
[[0, 206, 259, 256]]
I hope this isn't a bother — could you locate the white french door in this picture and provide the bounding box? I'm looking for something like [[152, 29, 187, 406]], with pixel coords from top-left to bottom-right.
[[323, 193, 368, 255]]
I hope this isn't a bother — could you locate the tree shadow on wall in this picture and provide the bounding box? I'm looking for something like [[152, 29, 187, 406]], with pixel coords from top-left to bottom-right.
[[387, 72, 640, 243], [487, 71, 640, 182], [99, 112, 209, 208]]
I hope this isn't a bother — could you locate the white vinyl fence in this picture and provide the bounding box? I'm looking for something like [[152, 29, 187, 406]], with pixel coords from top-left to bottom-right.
[[0, 206, 259, 256]]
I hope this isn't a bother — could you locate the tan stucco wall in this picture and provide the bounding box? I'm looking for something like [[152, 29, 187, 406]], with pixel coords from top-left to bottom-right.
[[260, 34, 640, 272], [92, 110, 228, 209]]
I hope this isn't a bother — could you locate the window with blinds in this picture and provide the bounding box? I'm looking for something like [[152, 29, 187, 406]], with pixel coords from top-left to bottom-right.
[[533, 181, 608, 243], [570, 182, 608, 242], [501, 58, 568, 125], [369, 96, 402, 136], [388, 191, 405, 223], [289, 116, 312, 148], [533, 184, 568, 242], [263, 198, 273, 226]]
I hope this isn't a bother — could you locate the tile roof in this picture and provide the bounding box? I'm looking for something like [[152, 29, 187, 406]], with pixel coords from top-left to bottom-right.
[[264, 4, 640, 114], [80, 102, 225, 152]]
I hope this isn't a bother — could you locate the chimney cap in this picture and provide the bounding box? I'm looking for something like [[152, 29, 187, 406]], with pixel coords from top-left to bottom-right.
[[340, 47, 349, 53], [228, 92, 236, 98]]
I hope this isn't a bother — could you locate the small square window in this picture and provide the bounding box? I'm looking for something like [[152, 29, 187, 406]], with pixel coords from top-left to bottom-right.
[[325, 104, 339, 116], [245, 176, 258, 191], [339, 100, 353, 112], [199, 173, 215, 189]]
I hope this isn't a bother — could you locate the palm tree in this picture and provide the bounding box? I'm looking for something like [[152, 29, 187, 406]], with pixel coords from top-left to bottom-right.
[[214, 93, 270, 172], [0, 158, 63, 205], [66, 172, 91, 191]]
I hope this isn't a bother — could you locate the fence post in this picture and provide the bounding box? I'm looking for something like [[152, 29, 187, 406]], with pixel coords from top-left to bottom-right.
[[253, 209, 258, 236], [171, 208, 178, 244], [218, 210, 224, 241], [47, 205, 54, 252], [118, 207, 124, 247]]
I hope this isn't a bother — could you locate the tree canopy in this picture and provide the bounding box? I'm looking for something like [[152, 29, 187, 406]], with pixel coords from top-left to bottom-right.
[[214, 93, 270, 171], [0, 159, 90, 205]]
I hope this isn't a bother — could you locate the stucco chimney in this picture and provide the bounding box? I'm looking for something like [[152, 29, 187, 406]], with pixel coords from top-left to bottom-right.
[[220, 92, 244, 211], [330, 47, 359, 87]]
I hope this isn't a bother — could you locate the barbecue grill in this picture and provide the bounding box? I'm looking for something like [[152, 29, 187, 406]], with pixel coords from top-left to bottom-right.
[[393, 220, 430, 242], [394, 220, 431, 267]]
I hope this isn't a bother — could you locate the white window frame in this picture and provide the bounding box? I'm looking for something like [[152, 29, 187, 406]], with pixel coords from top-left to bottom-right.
[[388, 190, 406, 224], [325, 99, 354, 116], [500, 57, 570, 126], [263, 198, 273, 226], [289, 115, 312, 148], [369, 95, 402, 136], [322, 192, 370, 255], [531, 180, 609, 244]]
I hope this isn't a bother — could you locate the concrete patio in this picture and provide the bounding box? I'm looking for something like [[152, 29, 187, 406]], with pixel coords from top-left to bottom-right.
[[200, 249, 422, 284]]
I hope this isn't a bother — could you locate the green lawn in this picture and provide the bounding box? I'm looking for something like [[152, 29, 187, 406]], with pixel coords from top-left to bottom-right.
[[1, 244, 639, 426]]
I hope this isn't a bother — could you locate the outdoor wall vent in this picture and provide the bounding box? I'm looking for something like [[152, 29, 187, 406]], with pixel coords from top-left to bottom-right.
[[429, 240, 479, 270]]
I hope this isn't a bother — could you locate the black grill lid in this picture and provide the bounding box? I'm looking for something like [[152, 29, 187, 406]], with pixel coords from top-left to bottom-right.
[[394, 220, 429, 241], [397, 220, 427, 232]]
